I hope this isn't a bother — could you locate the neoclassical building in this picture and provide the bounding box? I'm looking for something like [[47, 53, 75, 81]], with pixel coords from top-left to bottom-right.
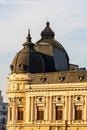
[[7, 22, 87, 130]]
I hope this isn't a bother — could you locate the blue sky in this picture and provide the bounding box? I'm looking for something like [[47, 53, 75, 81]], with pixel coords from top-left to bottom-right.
[[0, 0, 87, 101]]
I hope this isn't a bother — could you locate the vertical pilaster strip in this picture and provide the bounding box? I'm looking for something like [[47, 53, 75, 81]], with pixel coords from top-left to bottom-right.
[[73, 103, 75, 121], [63, 102, 65, 121], [12, 102, 15, 123], [82, 95, 84, 121], [35, 100, 37, 121], [84, 95, 87, 122], [31, 96, 33, 122], [50, 96, 52, 121], [53, 103, 55, 121], [65, 96, 67, 121], [29, 96, 31, 121], [46, 96, 48, 121], [69, 96, 71, 123], [26, 96, 29, 122]]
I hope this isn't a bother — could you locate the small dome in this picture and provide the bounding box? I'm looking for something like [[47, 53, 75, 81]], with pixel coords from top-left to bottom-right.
[[10, 31, 45, 74]]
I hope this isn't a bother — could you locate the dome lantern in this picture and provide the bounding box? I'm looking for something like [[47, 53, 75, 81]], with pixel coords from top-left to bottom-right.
[[41, 21, 55, 39]]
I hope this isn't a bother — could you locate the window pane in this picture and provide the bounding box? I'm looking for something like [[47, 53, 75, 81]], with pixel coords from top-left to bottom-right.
[[37, 106, 44, 120], [56, 106, 63, 120], [17, 107, 23, 120], [75, 105, 82, 120]]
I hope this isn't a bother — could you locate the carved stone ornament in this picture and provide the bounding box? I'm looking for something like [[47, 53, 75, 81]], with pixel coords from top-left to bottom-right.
[[40, 76, 47, 83], [56, 96, 61, 102], [78, 75, 84, 81], [36, 96, 45, 103], [59, 76, 65, 82]]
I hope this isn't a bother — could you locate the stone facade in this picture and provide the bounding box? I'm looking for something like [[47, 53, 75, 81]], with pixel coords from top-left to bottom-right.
[[7, 72, 87, 130]]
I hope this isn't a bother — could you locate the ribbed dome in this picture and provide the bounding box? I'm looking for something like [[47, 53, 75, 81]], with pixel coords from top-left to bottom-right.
[[10, 31, 45, 74], [35, 22, 69, 71]]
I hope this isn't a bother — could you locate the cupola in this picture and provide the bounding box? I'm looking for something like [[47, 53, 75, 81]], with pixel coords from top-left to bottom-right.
[[10, 30, 45, 74]]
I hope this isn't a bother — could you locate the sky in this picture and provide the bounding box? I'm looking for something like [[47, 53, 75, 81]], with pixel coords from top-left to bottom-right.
[[0, 0, 87, 102]]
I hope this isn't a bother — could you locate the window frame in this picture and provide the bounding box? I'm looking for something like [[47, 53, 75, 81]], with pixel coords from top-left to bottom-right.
[[17, 107, 24, 121], [75, 105, 82, 120], [56, 105, 63, 120], [37, 106, 44, 120]]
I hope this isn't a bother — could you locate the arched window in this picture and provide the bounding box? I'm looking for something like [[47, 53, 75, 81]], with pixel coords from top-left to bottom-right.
[[75, 105, 82, 120], [56, 106, 63, 120], [37, 106, 44, 120], [17, 107, 24, 120]]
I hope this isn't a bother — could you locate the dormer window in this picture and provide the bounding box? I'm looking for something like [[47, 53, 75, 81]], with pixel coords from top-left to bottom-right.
[[18, 64, 27, 71]]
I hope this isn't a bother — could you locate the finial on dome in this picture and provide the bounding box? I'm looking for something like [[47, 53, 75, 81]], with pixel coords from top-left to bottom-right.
[[26, 29, 31, 42], [28, 29, 30, 35], [46, 21, 50, 26]]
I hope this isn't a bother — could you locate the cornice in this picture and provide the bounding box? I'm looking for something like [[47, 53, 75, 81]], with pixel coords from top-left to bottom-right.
[[8, 71, 87, 85]]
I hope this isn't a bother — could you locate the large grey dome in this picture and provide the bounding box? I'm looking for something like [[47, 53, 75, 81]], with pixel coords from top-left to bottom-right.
[[35, 22, 69, 71], [10, 32, 45, 74]]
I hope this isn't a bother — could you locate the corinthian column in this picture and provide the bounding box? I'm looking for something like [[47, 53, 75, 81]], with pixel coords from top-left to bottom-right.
[[12, 98, 16, 123], [31, 97, 34, 122], [49, 96, 52, 121], [84, 95, 87, 122], [73, 103, 75, 121], [68, 96, 71, 123], [46, 96, 48, 121], [26, 96, 30, 122], [65, 96, 67, 121]]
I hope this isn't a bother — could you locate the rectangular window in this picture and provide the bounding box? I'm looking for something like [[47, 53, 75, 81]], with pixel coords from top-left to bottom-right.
[[17, 107, 23, 120], [10, 107, 12, 121], [75, 105, 82, 120], [56, 106, 63, 120], [37, 106, 44, 120]]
